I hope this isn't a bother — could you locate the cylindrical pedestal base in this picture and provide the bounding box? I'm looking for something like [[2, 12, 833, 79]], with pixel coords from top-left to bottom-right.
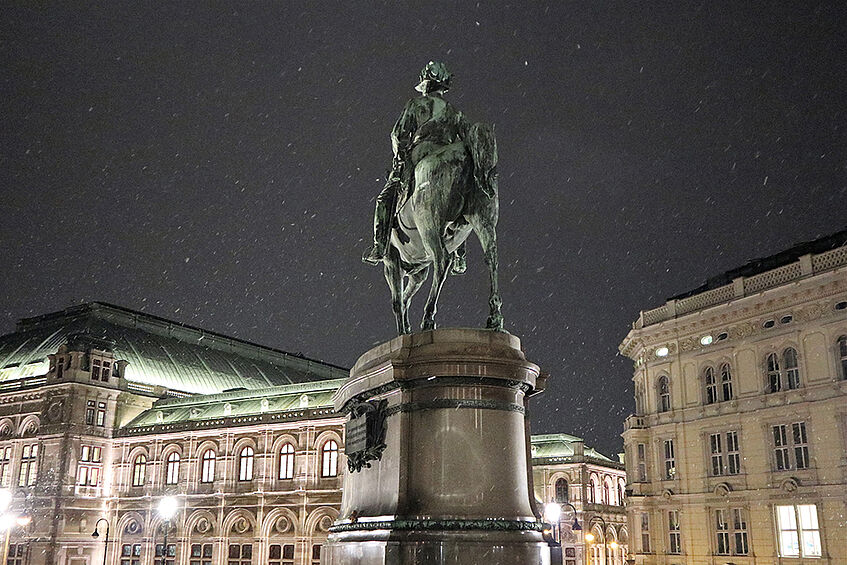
[[324, 329, 550, 565]]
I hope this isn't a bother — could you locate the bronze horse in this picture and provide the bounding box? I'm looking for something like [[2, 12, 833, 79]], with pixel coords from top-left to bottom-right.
[[381, 123, 503, 335]]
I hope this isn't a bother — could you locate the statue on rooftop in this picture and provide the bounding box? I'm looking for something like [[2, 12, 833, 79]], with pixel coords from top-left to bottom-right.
[[362, 61, 502, 334]]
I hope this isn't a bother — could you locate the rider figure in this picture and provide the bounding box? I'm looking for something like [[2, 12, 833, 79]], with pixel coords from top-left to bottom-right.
[[362, 61, 468, 273]]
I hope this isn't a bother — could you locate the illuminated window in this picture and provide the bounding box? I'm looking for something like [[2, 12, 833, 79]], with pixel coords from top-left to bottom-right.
[[131, 454, 147, 486], [321, 440, 338, 478], [554, 478, 568, 503], [120, 544, 142, 565], [776, 504, 821, 558], [838, 336, 847, 380], [657, 376, 670, 413], [86, 400, 96, 425], [238, 446, 254, 481], [268, 544, 295, 565], [704, 367, 717, 404], [279, 443, 295, 480], [97, 402, 107, 426], [18, 444, 38, 486], [668, 510, 681, 554], [228, 544, 252, 565], [190, 543, 213, 565], [200, 449, 215, 483], [0, 447, 11, 487], [78, 444, 102, 486], [165, 452, 180, 485]]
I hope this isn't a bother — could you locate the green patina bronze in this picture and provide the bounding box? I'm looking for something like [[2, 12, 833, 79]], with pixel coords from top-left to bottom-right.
[[363, 61, 503, 335], [329, 519, 544, 534]]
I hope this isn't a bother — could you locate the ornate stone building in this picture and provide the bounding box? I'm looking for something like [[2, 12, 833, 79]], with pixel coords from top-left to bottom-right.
[[620, 230, 847, 564], [531, 434, 628, 565], [0, 302, 625, 565]]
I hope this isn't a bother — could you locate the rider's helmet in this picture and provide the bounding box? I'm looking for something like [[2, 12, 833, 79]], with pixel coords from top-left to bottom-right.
[[415, 61, 452, 94]]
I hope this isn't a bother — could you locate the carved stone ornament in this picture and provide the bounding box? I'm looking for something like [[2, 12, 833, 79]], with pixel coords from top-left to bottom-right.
[[781, 477, 799, 492], [713, 482, 732, 497], [318, 515, 334, 532], [345, 399, 388, 473], [661, 489, 674, 500], [46, 400, 64, 423], [124, 520, 141, 535], [273, 516, 290, 534], [232, 517, 250, 534], [195, 518, 211, 534]]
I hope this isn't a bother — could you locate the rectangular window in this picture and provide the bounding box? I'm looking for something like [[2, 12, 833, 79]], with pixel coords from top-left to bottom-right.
[[773, 425, 790, 470], [97, 402, 107, 427], [640, 512, 650, 553], [636, 443, 647, 482], [86, 400, 96, 425], [311, 545, 321, 565], [7, 543, 26, 565], [155, 544, 176, 565], [733, 508, 749, 555], [190, 543, 213, 565], [0, 446, 11, 487], [120, 544, 141, 565], [710, 433, 724, 476], [18, 444, 38, 486], [716, 509, 730, 555], [776, 504, 821, 558], [792, 422, 809, 469], [726, 431, 740, 475], [268, 544, 295, 565], [228, 544, 252, 565], [101, 361, 111, 381], [773, 422, 810, 471], [92, 359, 101, 380], [663, 439, 676, 479], [668, 510, 681, 554]]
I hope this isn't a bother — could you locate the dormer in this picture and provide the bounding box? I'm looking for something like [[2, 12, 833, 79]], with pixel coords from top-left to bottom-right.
[[48, 333, 127, 386]]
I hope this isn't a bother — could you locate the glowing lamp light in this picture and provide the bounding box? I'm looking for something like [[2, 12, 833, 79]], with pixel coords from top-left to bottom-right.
[[0, 514, 15, 532], [15, 516, 31, 527], [700, 335, 713, 346], [543, 502, 562, 523], [609, 541, 619, 549], [158, 496, 179, 521], [655, 346, 669, 357], [584, 532, 595, 543], [0, 489, 11, 513]]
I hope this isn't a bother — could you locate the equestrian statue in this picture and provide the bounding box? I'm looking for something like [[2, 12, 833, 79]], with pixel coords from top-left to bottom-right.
[[362, 61, 503, 335]]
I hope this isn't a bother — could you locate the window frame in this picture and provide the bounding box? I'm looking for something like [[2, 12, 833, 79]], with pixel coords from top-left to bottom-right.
[[165, 451, 180, 485], [131, 453, 147, 487], [278, 443, 295, 480], [320, 440, 339, 478], [238, 446, 254, 482], [657, 376, 671, 413], [200, 449, 216, 483], [775, 504, 822, 558]]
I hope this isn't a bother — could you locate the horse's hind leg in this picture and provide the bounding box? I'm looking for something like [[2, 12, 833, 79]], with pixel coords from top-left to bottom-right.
[[402, 266, 429, 327], [420, 237, 452, 331], [472, 221, 504, 331], [383, 248, 408, 335]]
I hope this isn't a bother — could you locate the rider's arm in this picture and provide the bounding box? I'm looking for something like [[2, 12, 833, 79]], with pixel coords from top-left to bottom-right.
[[391, 98, 418, 162]]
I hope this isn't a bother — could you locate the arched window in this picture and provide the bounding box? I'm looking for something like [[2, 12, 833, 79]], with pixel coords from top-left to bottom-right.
[[554, 478, 568, 503], [603, 477, 614, 505], [766, 353, 781, 393], [704, 367, 717, 404], [588, 474, 599, 503], [719, 363, 733, 401], [783, 347, 800, 389], [165, 452, 179, 485], [131, 454, 146, 486], [657, 376, 670, 413], [838, 336, 847, 380], [618, 478, 626, 505], [321, 440, 338, 478], [279, 443, 295, 480], [635, 384, 645, 415], [238, 446, 254, 481], [200, 449, 215, 483]]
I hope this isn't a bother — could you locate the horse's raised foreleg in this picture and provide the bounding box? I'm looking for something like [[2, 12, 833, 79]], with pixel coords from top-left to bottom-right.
[[420, 238, 451, 331], [383, 248, 407, 335], [473, 222, 504, 331]]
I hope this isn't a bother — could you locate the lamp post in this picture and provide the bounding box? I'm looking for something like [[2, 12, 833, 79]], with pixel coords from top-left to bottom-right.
[[157, 497, 178, 565], [584, 515, 608, 565], [91, 518, 110, 565], [0, 489, 30, 565], [544, 501, 581, 544]]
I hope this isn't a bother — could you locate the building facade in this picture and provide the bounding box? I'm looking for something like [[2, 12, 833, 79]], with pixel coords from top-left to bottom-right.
[[0, 302, 624, 565], [620, 231, 847, 564], [531, 434, 628, 565]]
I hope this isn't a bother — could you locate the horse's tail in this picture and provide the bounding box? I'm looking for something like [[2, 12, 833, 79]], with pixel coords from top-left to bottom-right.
[[467, 122, 498, 199]]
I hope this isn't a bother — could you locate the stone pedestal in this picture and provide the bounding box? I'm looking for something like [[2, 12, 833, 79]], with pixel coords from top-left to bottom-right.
[[324, 329, 550, 565]]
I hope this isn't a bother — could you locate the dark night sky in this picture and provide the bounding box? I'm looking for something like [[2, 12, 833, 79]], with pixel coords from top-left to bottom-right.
[[2, 3, 846, 456]]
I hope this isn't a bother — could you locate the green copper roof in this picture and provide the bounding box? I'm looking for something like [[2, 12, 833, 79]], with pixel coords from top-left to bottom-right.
[[0, 302, 348, 394], [530, 433, 615, 463], [123, 378, 345, 430]]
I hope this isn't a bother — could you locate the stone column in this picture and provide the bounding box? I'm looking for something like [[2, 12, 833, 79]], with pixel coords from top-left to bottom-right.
[[324, 329, 550, 565]]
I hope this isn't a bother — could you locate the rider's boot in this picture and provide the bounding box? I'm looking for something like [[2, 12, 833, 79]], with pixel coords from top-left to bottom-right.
[[363, 184, 395, 266], [362, 241, 386, 265]]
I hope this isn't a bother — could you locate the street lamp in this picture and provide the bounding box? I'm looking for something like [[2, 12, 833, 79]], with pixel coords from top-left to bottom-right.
[[91, 518, 110, 565], [0, 489, 30, 565], [544, 501, 581, 544], [584, 515, 609, 565], [157, 497, 178, 565]]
